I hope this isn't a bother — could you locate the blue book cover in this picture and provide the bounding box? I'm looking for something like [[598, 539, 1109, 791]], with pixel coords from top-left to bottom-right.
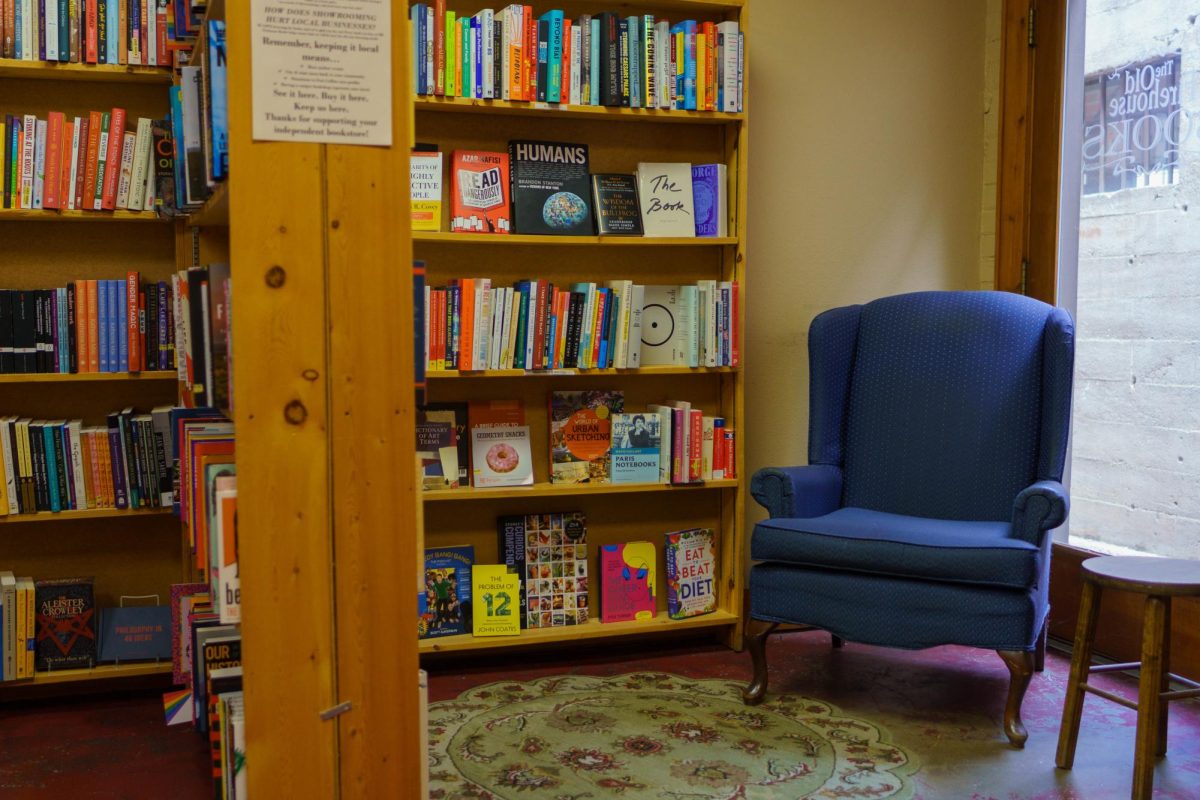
[[118, 280, 129, 372], [169, 87, 186, 206], [208, 21, 228, 181], [411, 4, 426, 94], [691, 164, 722, 237], [419, 545, 475, 638], [14, 0, 22, 59], [596, 288, 611, 368], [545, 10, 564, 103], [98, 605, 172, 662], [43, 426, 61, 512], [683, 21, 697, 110], [626, 17, 640, 108], [512, 282, 530, 369], [97, 280, 110, 373], [589, 19, 601, 106], [611, 413, 661, 484], [108, 0, 121, 64], [473, 17, 482, 99]]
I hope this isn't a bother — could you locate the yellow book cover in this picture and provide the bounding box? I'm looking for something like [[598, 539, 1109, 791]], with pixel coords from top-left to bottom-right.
[[411, 151, 444, 232], [23, 578, 36, 677], [14, 575, 26, 678], [472, 564, 521, 637], [696, 33, 706, 111]]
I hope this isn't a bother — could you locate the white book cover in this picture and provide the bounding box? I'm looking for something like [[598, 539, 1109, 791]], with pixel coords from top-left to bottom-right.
[[67, 118, 82, 210], [491, 288, 507, 370], [627, 284, 644, 368], [67, 420, 88, 511], [606, 279, 632, 368], [698, 280, 718, 367], [482, 9, 495, 99], [472, 425, 533, 486], [147, 0, 157, 66], [636, 163, 696, 237], [580, 283, 597, 369], [680, 285, 699, 367], [646, 404, 673, 484], [737, 32, 744, 112], [475, 279, 492, 370], [32, 119, 47, 209], [128, 118, 153, 211], [639, 285, 685, 366], [215, 483, 240, 624], [173, 274, 188, 382], [569, 24, 582, 105], [115, 132, 137, 209], [45, 0, 59, 60], [523, 281, 537, 370], [717, 21, 740, 113]]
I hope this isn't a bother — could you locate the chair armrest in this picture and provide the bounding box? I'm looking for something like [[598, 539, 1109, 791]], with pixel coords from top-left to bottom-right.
[[1011, 480, 1069, 544], [750, 465, 843, 519]]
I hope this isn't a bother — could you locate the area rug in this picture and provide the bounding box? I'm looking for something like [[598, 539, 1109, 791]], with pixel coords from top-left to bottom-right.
[[428, 672, 918, 799]]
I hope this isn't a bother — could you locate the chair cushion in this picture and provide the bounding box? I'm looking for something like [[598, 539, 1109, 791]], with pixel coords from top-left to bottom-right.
[[751, 507, 1038, 589]]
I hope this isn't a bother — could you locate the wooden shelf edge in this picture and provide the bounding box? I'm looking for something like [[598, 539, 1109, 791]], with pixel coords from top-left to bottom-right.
[[415, 96, 744, 125], [0, 370, 178, 384], [0, 507, 173, 524], [418, 610, 737, 654], [424, 479, 738, 502], [0, 208, 166, 223], [2, 661, 173, 687], [414, 231, 736, 246], [0, 58, 173, 83], [186, 182, 230, 227], [428, 366, 737, 379]]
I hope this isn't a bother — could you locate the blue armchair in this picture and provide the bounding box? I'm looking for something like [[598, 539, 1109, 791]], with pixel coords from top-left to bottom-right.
[[743, 291, 1074, 748]]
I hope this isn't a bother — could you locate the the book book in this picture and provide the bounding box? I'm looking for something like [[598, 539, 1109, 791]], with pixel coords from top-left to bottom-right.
[[450, 150, 510, 234], [598, 541, 656, 623], [471, 564, 520, 637], [419, 545, 474, 638], [471, 424, 532, 487], [522, 511, 588, 628], [507, 139, 594, 235], [410, 149, 444, 231], [548, 389, 623, 484], [609, 412, 661, 484], [34, 576, 96, 671], [691, 163, 727, 237], [664, 528, 717, 619], [636, 162, 695, 237], [591, 173, 643, 235]]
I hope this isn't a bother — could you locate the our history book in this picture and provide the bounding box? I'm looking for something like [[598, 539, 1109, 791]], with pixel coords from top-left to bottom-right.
[[549, 389, 623, 483], [508, 139, 594, 235]]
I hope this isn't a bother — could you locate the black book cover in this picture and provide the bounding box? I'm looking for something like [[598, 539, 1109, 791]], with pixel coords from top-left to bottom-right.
[[138, 418, 159, 508], [536, 19, 550, 102], [591, 174, 643, 235], [34, 292, 46, 373], [118, 408, 142, 508], [30, 422, 47, 511], [146, 286, 159, 375], [44, 290, 56, 373], [0, 290, 13, 373], [66, 282, 77, 373], [187, 268, 210, 407], [496, 516, 529, 629], [564, 292, 586, 368], [493, 20, 503, 99], [58, 0, 70, 61], [599, 13, 621, 106], [3, 116, 13, 208], [619, 20, 630, 107], [16, 292, 37, 373], [51, 424, 70, 510], [151, 120, 179, 216], [97, 0, 108, 64], [508, 140, 594, 236], [35, 577, 97, 671]]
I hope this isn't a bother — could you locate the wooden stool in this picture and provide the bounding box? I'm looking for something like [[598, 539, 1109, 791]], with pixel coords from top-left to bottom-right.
[[1055, 556, 1200, 799]]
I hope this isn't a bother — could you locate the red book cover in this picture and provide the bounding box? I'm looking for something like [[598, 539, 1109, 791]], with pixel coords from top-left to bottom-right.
[[723, 428, 736, 479], [101, 108, 126, 210], [126, 271, 141, 372], [43, 112, 65, 210], [554, 289, 569, 368], [82, 111, 102, 212], [730, 280, 740, 367], [75, 280, 89, 373], [522, 8, 535, 101], [703, 22, 715, 111], [671, 407, 686, 484], [140, 0, 149, 67], [156, 4, 169, 65], [688, 409, 703, 481], [74, 116, 91, 209], [561, 19, 572, 104], [599, 542, 656, 623], [85, 0, 98, 63], [85, 278, 99, 372], [532, 279, 549, 370], [458, 278, 475, 370], [432, 289, 444, 369], [60, 120, 75, 208], [449, 150, 511, 234], [468, 399, 525, 433], [433, 0, 446, 96]]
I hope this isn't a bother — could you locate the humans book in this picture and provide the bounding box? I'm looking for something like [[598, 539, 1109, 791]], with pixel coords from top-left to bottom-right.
[[508, 140, 594, 235]]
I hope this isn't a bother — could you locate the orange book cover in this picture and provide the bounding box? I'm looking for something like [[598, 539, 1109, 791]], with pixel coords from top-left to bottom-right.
[[522, 8, 535, 101], [101, 108, 127, 210], [561, 20, 571, 104], [85, 278, 99, 372], [450, 150, 511, 234], [75, 280, 89, 373], [118, 0, 128, 64], [43, 112, 64, 210], [79, 432, 95, 508], [458, 278, 475, 371], [82, 111, 103, 213], [60, 120, 75, 208], [468, 399, 526, 431], [508, 10, 522, 100], [704, 22, 716, 111]]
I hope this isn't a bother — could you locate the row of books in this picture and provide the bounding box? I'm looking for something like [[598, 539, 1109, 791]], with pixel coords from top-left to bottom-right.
[[2, 110, 161, 212], [168, 582, 244, 799], [169, 19, 227, 211], [0, 277, 178, 374], [413, 143, 728, 237], [173, 264, 232, 412], [420, 517, 716, 638], [0, 409, 173, 514], [422, 278, 739, 373], [410, 5, 743, 112], [417, 394, 737, 490], [0, 0, 186, 65]]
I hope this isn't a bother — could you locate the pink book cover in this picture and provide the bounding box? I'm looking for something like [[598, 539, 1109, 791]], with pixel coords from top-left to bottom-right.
[[599, 542, 656, 623], [170, 582, 210, 685]]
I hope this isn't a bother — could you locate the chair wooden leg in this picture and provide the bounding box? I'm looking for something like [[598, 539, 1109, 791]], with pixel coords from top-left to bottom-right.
[[1034, 618, 1048, 673], [1057, 581, 1102, 769], [1157, 598, 1172, 758], [831, 635, 844, 649], [998, 649, 1036, 748], [741, 619, 779, 706], [1133, 596, 1168, 799]]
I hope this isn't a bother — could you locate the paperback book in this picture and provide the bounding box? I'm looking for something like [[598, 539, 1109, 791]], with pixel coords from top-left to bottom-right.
[[419, 546, 475, 639], [508, 140, 594, 235], [34, 577, 96, 671], [410, 149, 444, 231], [609, 412, 661, 483], [665, 528, 718, 619], [450, 150, 511, 234], [471, 564, 521, 637], [591, 173, 643, 235], [549, 389, 623, 484], [598, 541, 656, 623], [471, 425, 533, 487], [636, 162, 695, 237], [416, 421, 459, 489], [419, 403, 469, 488], [691, 163, 727, 237], [521, 511, 589, 628]]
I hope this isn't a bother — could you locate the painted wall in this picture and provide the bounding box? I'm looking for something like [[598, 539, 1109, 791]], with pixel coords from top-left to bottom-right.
[[745, 1, 993, 521]]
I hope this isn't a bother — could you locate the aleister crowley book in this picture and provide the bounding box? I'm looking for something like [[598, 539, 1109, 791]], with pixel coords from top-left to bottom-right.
[[34, 577, 97, 671]]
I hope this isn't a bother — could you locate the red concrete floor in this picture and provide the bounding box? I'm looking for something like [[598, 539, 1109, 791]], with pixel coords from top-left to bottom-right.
[[3, 633, 1200, 798]]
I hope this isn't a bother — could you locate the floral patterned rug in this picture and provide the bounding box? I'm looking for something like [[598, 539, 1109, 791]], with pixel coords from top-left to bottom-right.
[[428, 672, 917, 799]]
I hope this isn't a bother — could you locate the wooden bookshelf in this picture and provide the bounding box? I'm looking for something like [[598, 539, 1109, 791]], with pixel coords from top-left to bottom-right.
[[0, 508, 172, 525], [0, 58, 173, 84], [420, 609, 739, 654], [26, 661, 172, 684], [415, 0, 750, 661], [0, 371, 177, 384], [0, 208, 164, 223], [187, 182, 230, 228]]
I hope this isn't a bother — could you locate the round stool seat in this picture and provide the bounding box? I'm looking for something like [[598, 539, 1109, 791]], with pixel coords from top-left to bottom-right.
[[1082, 556, 1200, 596]]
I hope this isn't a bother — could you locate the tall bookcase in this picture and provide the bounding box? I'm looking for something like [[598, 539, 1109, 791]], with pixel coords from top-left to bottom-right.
[[414, 0, 749, 656], [0, 47, 182, 696]]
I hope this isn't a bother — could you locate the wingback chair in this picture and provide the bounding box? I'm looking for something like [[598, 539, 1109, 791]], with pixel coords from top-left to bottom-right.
[[743, 291, 1075, 748]]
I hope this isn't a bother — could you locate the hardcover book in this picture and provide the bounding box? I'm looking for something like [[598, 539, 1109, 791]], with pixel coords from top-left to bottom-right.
[[691, 163, 727, 237], [609, 412, 661, 483], [636, 162, 695, 237], [450, 150, 510, 234], [410, 150, 444, 231], [471, 425, 533, 487], [599, 541, 656, 623], [591, 173, 643, 235], [521, 511, 589, 628], [549, 389, 623, 484], [497, 515, 529, 628], [665, 528, 718, 619], [471, 564, 521, 637], [419, 545, 474, 638], [34, 577, 96, 671], [508, 140, 594, 235]]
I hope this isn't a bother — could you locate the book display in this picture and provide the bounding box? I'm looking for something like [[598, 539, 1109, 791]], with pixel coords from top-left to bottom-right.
[[415, 0, 747, 657]]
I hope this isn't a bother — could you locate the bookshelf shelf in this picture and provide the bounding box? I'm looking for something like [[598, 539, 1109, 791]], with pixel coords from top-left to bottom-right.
[[0, 371, 177, 384], [187, 182, 230, 228], [0, 508, 172, 525], [0, 58, 173, 84], [0, 208, 165, 223], [415, 95, 745, 125], [414, 231, 736, 247], [428, 366, 737, 379], [419, 609, 738, 654], [423, 479, 738, 502], [26, 661, 172, 685]]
